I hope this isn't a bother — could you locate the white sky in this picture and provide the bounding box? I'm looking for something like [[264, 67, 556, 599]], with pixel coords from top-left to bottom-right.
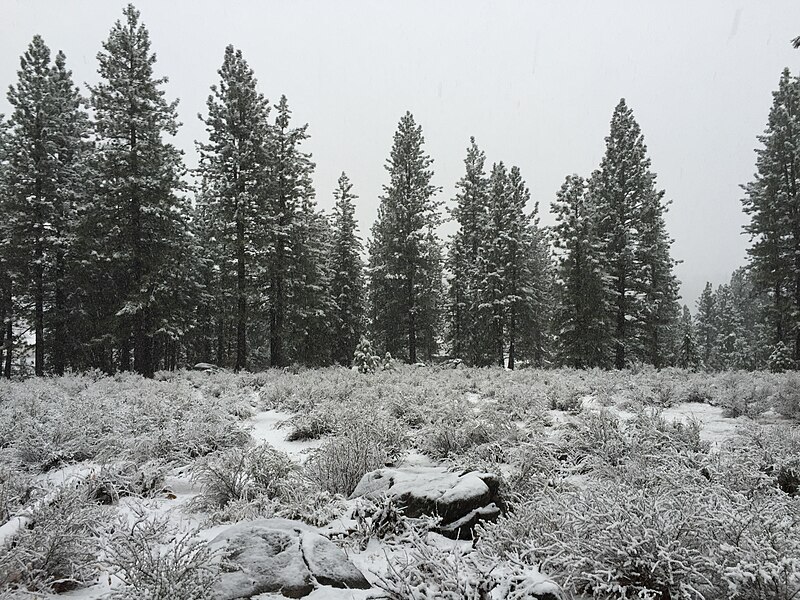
[[2, 1, 800, 308]]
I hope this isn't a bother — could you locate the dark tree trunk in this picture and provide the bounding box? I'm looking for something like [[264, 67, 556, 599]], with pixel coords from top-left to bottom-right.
[[34, 257, 44, 376], [615, 272, 626, 369], [2, 280, 11, 379], [120, 334, 132, 372], [52, 272, 66, 376], [236, 214, 247, 371], [215, 317, 225, 367], [407, 271, 416, 364]]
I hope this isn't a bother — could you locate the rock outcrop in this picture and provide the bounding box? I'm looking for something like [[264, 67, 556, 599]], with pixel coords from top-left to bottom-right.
[[209, 518, 371, 599], [350, 466, 504, 539]]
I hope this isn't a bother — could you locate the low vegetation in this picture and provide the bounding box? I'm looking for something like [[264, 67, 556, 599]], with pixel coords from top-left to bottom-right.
[[0, 366, 798, 598]]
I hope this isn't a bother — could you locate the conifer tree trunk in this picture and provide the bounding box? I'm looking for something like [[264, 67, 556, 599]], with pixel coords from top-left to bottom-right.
[[236, 214, 247, 371], [4, 281, 12, 378], [52, 266, 66, 375], [408, 270, 416, 363], [34, 251, 44, 376], [615, 272, 626, 369]]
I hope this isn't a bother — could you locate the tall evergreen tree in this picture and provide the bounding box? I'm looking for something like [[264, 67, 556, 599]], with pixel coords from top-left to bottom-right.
[[4, 36, 90, 375], [742, 68, 800, 364], [475, 163, 546, 368], [551, 174, 608, 367], [268, 95, 320, 367], [329, 172, 365, 365], [446, 137, 488, 363], [86, 4, 194, 376], [695, 282, 717, 368], [368, 112, 442, 362], [591, 99, 677, 368], [197, 45, 271, 371]]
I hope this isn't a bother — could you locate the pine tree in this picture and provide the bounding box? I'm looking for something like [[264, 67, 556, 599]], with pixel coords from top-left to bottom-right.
[[695, 282, 717, 369], [446, 137, 488, 363], [86, 4, 194, 376], [329, 172, 365, 366], [197, 45, 271, 371], [4, 36, 90, 375], [591, 99, 676, 368], [742, 68, 800, 364], [677, 332, 700, 371], [368, 112, 442, 362], [551, 174, 608, 367], [636, 182, 680, 367], [479, 162, 510, 366], [267, 95, 319, 367], [520, 197, 555, 367]]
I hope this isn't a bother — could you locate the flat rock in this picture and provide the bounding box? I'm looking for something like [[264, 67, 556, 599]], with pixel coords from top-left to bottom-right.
[[210, 518, 370, 599], [350, 467, 504, 538]]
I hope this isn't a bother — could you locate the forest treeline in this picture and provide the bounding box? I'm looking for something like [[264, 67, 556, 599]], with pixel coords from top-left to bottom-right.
[[0, 5, 797, 377]]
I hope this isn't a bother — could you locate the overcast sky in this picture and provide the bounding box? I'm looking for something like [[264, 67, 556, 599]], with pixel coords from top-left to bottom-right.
[[2, 1, 800, 307]]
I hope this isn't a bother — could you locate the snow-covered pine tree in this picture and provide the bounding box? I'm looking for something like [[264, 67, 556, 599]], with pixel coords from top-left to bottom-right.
[[4, 36, 90, 375], [291, 195, 335, 366], [727, 267, 771, 369], [635, 179, 680, 367], [329, 172, 365, 366], [551, 174, 608, 368], [479, 162, 511, 366], [86, 4, 195, 376], [267, 95, 321, 367], [503, 166, 547, 369], [591, 99, 675, 368], [368, 112, 442, 362], [694, 283, 717, 369], [446, 137, 488, 364], [742, 68, 800, 364], [197, 45, 271, 371]]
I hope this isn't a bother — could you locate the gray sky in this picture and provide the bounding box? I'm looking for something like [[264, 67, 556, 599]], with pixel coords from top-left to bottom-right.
[[3, 1, 800, 308]]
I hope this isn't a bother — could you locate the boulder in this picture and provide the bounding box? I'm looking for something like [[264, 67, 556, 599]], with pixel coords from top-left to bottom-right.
[[209, 518, 370, 599], [193, 362, 218, 371], [350, 467, 504, 539]]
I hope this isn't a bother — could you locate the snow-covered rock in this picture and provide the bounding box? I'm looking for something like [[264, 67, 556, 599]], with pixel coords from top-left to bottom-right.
[[350, 467, 503, 539], [209, 518, 370, 599]]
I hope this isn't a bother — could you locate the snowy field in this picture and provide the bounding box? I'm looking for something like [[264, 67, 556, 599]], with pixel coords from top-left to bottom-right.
[[0, 366, 799, 599]]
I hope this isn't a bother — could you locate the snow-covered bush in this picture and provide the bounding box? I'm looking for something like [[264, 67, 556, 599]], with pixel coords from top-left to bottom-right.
[[192, 442, 295, 508], [0, 373, 251, 471], [352, 496, 412, 548], [274, 490, 350, 527], [304, 421, 390, 496], [0, 466, 35, 525], [85, 461, 167, 505], [377, 532, 562, 600], [0, 484, 106, 594], [105, 511, 218, 600], [482, 482, 719, 600]]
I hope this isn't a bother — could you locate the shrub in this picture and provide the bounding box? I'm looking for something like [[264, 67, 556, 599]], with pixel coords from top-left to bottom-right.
[[192, 443, 295, 509], [304, 422, 389, 496], [0, 467, 35, 525], [376, 532, 562, 600], [85, 461, 167, 505], [0, 484, 106, 594], [105, 511, 218, 600]]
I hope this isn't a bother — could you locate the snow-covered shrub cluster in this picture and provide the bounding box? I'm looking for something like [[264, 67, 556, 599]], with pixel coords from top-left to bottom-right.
[[0, 484, 107, 594], [478, 407, 800, 600], [105, 511, 217, 600], [304, 420, 392, 496], [192, 442, 295, 508], [377, 532, 561, 600], [0, 372, 252, 472]]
